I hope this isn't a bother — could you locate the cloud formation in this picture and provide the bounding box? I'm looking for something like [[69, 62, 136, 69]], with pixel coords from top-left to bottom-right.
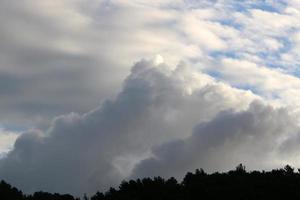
[[2, 0, 300, 196], [0, 58, 258, 195], [2, 0, 300, 130], [1, 58, 300, 195], [132, 100, 299, 179]]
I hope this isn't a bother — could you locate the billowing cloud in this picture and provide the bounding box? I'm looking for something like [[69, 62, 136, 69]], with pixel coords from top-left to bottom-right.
[[0, 58, 258, 194], [131, 100, 299, 180], [2, 0, 300, 196]]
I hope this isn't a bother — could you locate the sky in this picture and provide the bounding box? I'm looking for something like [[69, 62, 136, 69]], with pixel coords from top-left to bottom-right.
[[1, 0, 300, 195]]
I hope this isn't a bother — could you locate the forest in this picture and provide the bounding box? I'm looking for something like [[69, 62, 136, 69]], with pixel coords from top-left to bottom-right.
[[2, 164, 300, 200]]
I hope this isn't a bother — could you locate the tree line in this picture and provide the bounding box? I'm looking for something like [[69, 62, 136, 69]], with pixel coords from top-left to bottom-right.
[[2, 164, 300, 200]]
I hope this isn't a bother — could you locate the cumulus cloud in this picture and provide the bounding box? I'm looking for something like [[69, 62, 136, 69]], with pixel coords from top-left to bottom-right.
[[0, 58, 258, 195], [3, 0, 300, 196], [131, 100, 300, 179]]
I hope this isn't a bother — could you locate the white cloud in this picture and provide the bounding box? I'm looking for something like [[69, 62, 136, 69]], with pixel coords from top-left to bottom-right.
[[0, 129, 19, 156], [212, 58, 300, 108]]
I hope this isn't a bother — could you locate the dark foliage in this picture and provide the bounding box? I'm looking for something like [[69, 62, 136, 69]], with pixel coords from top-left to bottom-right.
[[0, 180, 23, 200], [2, 164, 300, 199]]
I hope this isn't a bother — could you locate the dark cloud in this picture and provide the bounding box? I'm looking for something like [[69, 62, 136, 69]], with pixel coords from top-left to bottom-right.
[[0, 59, 256, 195], [131, 100, 298, 179]]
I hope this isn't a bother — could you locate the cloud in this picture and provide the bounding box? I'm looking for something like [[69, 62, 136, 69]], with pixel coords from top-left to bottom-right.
[[2, 0, 300, 196], [211, 58, 300, 108], [0, 128, 19, 156], [0, 0, 203, 128], [0, 0, 104, 128], [2, 0, 300, 129], [131, 100, 299, 180], [0, 58, 257, 195]]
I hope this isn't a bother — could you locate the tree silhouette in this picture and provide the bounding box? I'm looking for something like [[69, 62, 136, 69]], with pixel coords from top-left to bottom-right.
[[0, 180, 23, 200], [2, 164, 300, 199], [284, 164, 294, 175]]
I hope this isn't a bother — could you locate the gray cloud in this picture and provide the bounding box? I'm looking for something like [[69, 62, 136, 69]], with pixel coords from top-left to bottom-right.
[[0, 0, 127, 128], [131, 100, 299, 180], [0, 59, 257, 195], [2, 0, 300, 196]]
